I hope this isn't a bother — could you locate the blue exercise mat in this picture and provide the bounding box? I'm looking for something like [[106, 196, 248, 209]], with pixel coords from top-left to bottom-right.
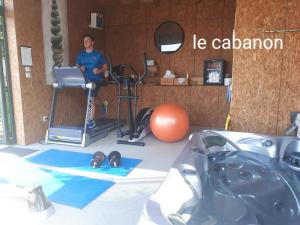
[[26, 149, 142, 177], [43, 169, 114, 209], [0, 166, 114, 209]]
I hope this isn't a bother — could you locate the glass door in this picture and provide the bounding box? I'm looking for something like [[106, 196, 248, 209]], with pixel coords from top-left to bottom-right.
[[0, 1, 16, 144]]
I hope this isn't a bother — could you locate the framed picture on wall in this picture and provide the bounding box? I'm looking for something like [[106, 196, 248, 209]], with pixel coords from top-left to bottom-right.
[[203, 59, 225, 85]]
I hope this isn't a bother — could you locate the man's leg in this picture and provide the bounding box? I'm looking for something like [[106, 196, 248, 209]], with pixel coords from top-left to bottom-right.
[[87, 83, 100, 129], [91, 83, 101, 119]]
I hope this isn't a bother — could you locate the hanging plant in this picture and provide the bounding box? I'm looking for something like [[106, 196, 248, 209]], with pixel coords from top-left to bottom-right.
[[51, 0, 63, 67]]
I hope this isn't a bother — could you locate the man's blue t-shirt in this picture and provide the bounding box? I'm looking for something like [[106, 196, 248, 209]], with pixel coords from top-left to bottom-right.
[[76, 50, 107, 81]]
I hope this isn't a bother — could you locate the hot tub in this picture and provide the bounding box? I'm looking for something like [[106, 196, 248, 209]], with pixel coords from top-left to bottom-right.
[[138, 130, 300, 225]]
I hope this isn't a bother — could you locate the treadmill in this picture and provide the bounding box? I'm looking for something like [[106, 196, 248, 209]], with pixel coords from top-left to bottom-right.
[[45, 67, 125, 147]]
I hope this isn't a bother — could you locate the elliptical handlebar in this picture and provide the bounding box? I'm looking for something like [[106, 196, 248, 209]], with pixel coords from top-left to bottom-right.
[[107, 53, 148, 85], [107, 54, 120, 85], [137, 52, 148, 85]]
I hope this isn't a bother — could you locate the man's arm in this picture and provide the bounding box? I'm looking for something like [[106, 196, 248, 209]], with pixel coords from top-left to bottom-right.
[[76, 64, 86, 73], [92, 64, 108, 76], [76, 52, 86, 73]]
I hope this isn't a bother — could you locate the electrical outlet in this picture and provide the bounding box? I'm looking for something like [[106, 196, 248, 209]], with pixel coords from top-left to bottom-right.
[[42, 116, 48, 122]]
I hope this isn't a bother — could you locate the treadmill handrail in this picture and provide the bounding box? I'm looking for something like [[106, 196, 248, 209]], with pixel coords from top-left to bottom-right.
[[86, 82, 96, 90], [54, 84, 87, 89]]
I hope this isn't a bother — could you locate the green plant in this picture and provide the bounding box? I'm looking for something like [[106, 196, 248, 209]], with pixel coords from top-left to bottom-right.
[[51, 0, 63, 67]]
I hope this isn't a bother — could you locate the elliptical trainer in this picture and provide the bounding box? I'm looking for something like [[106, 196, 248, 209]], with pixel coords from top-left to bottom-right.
[[108, 53, 153, 146]]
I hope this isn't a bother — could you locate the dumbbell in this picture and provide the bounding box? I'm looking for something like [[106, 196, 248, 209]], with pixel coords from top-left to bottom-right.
[[108, 151, 121, 168], [91, 151, 106, 168]]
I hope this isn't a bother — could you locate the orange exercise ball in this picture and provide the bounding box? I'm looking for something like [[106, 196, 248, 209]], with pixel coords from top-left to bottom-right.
[[150, 104, 189, 142]]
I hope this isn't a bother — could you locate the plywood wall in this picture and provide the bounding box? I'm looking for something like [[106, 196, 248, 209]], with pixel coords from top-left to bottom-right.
[[68, 0, 235, 128], [102, 0, 235, 76], [96, 84, 228, 128], [5, 0, 86, 144], [6, 0, 52, 144], [3, 0, 234, 145], [231, 0, 300, 135], [277, 0, 300, 134], [68, 0, 106, 65]]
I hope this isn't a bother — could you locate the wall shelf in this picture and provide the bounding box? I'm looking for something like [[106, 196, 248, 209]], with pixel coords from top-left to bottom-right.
[[262, 28, 300, 33]]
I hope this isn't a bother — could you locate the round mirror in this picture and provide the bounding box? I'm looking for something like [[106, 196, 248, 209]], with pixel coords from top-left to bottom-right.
[[154, 21, 184, 54]]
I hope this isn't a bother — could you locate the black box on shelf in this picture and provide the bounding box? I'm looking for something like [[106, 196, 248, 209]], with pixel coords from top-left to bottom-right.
[[203, 59, 225, 85]]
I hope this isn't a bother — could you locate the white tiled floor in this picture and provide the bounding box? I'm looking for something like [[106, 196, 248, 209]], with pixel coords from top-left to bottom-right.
[[0, 130, 191, 225]]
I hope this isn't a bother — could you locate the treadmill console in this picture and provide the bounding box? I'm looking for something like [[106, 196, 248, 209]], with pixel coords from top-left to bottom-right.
[[53, 67, 87, 89]]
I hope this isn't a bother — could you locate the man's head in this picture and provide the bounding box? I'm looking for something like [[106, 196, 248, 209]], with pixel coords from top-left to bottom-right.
[[83, 34, 95, 51]]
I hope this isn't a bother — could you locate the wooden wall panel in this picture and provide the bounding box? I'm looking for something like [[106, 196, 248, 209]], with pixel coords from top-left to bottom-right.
[[146, 0, 170, 24], [190, 86, 219, 127], [5, 0, 25, 143], [54, 89, 85, 126], [4, 0, 101, 144], [68, 0, 105, 65], [105, 26, 126, 65], [12, 0, 50, 144], [141, 86, 165, 110], [93, 84, 143, 122], [105, 4, 147, 26], [196, 0, 224, 21], [224, 0, 236, 18], [170, 0, 196, 23], [286, 0, 300, 29], [145, 0, 171, 76], [140, 85, 224, 129], [169, 21, 195, 76], [277, 0, 300, 134], [235, 0, 286, 35], [96, 85, 118, 119], [101, 1, 234, 127], [122, 25, 147, 73], [194, 19, 223, 76], [164, 86, 191, 115], [101, 0, 235, 78], [222, 18, 234, 74], [96, 84, 141, 121], [231, 37, 283, 134], [105, 24, 146, 73], [9, 0, 86, 144], [146, 23, 170, 75], [277, 35, 300, 133], [218, 87, 230, 128], [231, 0, 300, 135], [68, 0, 235, 128]]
